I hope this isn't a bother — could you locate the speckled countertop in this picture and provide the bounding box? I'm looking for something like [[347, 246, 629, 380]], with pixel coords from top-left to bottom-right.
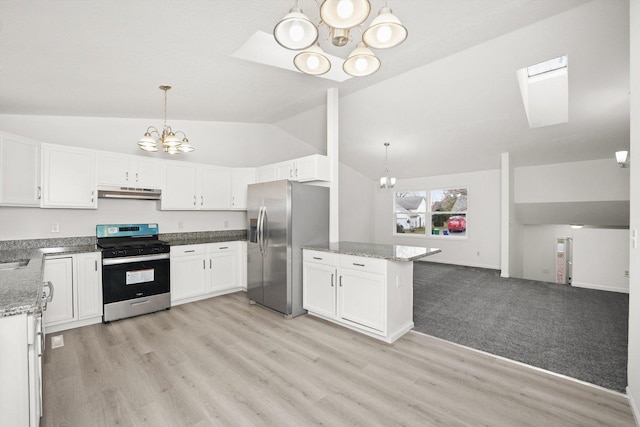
[[0, 230, 247, 318], [303, 241, 441, 262]]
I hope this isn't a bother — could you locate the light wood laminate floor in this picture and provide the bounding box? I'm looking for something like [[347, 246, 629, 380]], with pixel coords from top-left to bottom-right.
[[42, 292, 635, 426]]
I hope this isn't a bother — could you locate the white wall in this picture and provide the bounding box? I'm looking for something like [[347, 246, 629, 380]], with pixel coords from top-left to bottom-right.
[[514, 158, 630, 203], [627, 0, 639, 421], [339, 162, 375, 243], [374, 169, 501, 269], [0, 114, 321, 168], [0, 199, 246, 240], [572, 228, 630, 293], [521, 225, 629, 292]]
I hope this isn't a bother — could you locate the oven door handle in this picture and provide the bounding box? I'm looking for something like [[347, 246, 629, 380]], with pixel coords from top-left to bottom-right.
[[102, 253, 170, 266]]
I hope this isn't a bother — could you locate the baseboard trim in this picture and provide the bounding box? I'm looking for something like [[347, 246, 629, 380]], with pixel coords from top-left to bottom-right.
[[572, 281, 629, 294], [411, 329, 629, 398], [628, 386, 640, 427], [414, 258, 500, 270]]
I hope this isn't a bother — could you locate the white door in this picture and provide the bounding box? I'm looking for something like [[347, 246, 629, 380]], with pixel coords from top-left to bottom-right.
[[198, 165, 231, 209], [42, 257, 75, 326], [76, 252, 103, 320], [303, 263, 336, 318], [161, 161, 197, 209], [97, 152, 129, 186], [209, 252, 238, 293], [0, 132, 40, 206], [231, 168, 256, 209], [338, 269, 385, 332], [170, 255, 208, 302], [42, 144, 96, 208], [133, 157, 161, 188]]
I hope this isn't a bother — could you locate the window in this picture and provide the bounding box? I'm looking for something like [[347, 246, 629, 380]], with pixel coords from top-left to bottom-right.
[[430, 188, 467, 237], [394, 191, 426, 234]]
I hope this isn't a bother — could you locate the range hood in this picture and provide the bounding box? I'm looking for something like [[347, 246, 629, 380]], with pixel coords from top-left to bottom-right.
[[97, 186, 161, 200]]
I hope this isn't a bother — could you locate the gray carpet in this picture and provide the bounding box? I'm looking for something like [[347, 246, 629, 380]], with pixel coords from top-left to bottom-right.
[[412, 262, 629, 392]]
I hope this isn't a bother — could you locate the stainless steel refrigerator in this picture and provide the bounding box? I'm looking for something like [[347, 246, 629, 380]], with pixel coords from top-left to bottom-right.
[[247, 179, 329, 318]]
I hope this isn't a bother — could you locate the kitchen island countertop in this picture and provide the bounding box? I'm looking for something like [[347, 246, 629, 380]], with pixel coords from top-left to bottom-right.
[[303, 241, 441, 262]]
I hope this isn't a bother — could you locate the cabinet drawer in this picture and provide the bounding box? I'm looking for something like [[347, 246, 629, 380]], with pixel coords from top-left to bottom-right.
[[171, 244, 206, 257], [303, 250, 336, 266], [208, 242, 238, 253], [339, 255, 385, 275]]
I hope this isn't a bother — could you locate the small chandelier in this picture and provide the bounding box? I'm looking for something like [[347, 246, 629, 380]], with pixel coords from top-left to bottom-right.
[[274, 0, 407, 77], [138, 85, 194, 155], [380, 142, 396, 189]]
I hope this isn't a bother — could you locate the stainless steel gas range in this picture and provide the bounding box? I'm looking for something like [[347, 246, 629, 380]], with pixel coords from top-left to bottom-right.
[[96, 223, 170, 322]]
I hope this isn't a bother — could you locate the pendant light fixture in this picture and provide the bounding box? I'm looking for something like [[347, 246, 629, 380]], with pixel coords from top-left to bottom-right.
[[380, 142, 396, 189], [615, 150, 630, 168], [273, 0, 406, 78], [138, 85, 194, 155]]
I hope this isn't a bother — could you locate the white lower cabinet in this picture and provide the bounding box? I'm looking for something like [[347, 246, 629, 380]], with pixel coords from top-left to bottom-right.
[[171, 241, 245, 305], [0, 312, 43, 427], [303, 250, 414, 343], [43, 252, 103, 333]]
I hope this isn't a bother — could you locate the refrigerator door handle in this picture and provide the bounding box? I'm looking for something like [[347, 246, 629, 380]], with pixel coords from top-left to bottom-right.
[[261, 207, 268, 256], [257, 206, 265, 255]]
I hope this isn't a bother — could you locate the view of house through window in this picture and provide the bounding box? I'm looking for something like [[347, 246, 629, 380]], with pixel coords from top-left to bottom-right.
[[394, 188, 468, 237]]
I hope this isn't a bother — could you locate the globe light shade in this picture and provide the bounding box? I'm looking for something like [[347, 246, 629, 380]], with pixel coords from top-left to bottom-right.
[[274, 7, 318, 50], [320, 0, 371, 29], [362, 7, 407, 49], [343, 42, 380, 76], [294, 44, 331, 75]]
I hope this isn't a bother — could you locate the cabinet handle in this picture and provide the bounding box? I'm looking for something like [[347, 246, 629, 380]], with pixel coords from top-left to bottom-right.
[[184, 249, 195, 253], [201, 196, 204, 206], [295, 168, 298, 178], [203, 260, 206, 269], [219, 246, 228, 250], [193, 195, 196, 206], [290, 169, 293, 178], [330, 273, 334, 287], [352, 263, 366, 267], [37, 186, 41, 200], [136, 172, 139, 182], [94, 260, 98, 271], [209, 259, 212, 269], [232, 196, 235, 206], [125, 171, 129, 181], [339, 276, 342, 287], [313, 256, 323, 260], [91, 190, 94, 203]]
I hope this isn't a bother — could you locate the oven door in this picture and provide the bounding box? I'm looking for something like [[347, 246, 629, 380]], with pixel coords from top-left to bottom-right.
[[102, 254, 170, 304]]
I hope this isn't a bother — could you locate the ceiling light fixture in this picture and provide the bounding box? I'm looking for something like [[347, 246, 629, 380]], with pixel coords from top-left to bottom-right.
[[274, 0, 407, 78], [615, 150, 630, 168], [138, 85, 194, 155], [380, 142, 395, 189]]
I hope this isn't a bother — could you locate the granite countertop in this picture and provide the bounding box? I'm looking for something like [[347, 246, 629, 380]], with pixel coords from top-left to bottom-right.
[[161, 230, 246, 246], [303, 241, 441, 262], [0, 244, 99, 318]]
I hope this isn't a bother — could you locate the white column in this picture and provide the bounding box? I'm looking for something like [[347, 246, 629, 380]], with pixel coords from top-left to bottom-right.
[[327, 88, 340, 242], [500, 152, 510, 277]]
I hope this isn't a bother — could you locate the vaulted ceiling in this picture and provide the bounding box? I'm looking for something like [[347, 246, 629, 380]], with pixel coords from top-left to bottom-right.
[[0, 0, 630, 180]]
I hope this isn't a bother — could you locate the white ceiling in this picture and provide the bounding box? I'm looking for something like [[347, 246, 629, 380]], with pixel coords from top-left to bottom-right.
[[0, 0, 630, 180]]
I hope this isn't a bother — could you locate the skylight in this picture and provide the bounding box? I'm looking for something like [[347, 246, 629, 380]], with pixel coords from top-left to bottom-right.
[[527, 55, 567, 77]]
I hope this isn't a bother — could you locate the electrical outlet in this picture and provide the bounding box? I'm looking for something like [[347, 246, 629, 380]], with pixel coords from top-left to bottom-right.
[[476, 251, 480, 256], [625, 270, 629, 277], [51, 335, 64, 349], [224, 220, 229, 228], [50, 223, 59, 233]]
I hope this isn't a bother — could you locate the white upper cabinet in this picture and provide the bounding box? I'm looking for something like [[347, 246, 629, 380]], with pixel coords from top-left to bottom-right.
[[257, 154, 330, 183], [231, 168, 256, 210], [0, 132, 41, 207], [160, 160, 232, 210], [97, 152, 161, 189], [41, 143, 97, 209]]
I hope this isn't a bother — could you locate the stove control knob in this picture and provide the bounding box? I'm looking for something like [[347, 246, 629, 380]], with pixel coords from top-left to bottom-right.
[[111, 251, 118, 257], [117, 250, 126, 256], [138, 248, 144, 254]]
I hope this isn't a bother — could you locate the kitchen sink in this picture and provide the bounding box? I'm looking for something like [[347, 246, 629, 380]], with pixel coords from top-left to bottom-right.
[[0, 259, 30, 270]]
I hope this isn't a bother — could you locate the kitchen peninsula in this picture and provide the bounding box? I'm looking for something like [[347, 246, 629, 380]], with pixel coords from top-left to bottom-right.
[[302, 242, 441, 343]]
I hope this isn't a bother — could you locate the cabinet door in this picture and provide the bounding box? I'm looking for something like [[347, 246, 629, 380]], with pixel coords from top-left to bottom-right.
[[303, 262, 336, 318], [198, 165, 231, 209], [338, 268, 385, 332], [97, 152, 129, 186], [161, 160, 197, 209], [170, 255, 208, 302], [231, 168, 256, 210], [41, 144, 96, 208], [209, 251, 238, 293], [295, 155, 330, 182], [275, 161, 294, 180], [133, 157, 161, 188], [76, 252, 103, 320], [256, 165, 276, 183], [43, 257, 75, 326], [0, 132, 40, 206]]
